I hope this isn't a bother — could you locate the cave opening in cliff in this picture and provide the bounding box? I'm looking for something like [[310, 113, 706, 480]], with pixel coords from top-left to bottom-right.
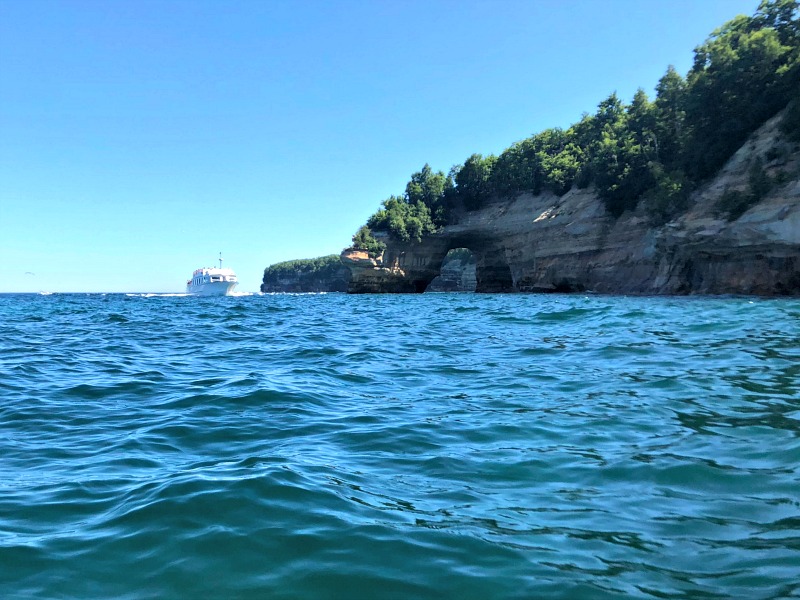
[[425, 248, 477, 293]]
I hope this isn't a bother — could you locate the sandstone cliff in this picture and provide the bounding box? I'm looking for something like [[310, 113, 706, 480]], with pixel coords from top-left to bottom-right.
[[342, 111, 800, 295]]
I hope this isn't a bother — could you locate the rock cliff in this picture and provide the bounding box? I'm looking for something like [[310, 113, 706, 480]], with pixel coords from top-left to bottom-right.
[[260, 270, 350, 293], [261, 255, 351, 293], [342, 112, 800, 295]]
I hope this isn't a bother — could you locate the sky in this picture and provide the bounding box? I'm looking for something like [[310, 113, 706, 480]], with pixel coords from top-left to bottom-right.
[[0, 0, 759, 293]]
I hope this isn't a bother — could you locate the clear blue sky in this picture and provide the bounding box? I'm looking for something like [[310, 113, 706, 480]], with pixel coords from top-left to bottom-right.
[[0, 0, 758, 293]]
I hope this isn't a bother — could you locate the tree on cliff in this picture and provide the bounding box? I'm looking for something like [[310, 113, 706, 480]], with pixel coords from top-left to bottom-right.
[[405, 164, 451, 226], [653, 66, 687, 169], [351, 225, 386, 256], [355, 0, 799, 239], [361, 164, 450, 243], [261, 255, 350, 292], [454, 154, 497, 210], [683, 0, 800, 180]]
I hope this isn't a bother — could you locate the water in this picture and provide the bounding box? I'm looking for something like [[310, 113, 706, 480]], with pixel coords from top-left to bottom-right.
[[1, 293, 799, 599]]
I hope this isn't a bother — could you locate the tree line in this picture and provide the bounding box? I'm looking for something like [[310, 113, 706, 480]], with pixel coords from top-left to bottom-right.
[[262, 255, 345, 284], [352, 0, 799, 252]]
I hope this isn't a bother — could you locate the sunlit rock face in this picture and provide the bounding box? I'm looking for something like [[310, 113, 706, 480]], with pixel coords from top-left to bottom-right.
[[343, 113, 800, 296]]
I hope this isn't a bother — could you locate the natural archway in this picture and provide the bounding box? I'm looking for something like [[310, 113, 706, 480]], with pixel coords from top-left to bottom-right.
[[342, 231, 518, 294], [425, 248, 477, 292]]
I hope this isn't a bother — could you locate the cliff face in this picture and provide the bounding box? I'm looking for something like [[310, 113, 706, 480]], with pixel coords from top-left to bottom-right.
[[342, 112, 800, 295], [261, 264, 351, 293]]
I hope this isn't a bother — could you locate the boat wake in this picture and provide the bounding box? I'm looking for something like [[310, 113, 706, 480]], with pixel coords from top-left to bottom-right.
[[126, 293, 192, 298], [124, 292, 261, 298]]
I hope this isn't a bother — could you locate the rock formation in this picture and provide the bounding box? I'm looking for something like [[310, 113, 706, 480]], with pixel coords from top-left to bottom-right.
[[426, 252, 477, 292], [342, 112, 800, 295], [261, 256, 351, 293]]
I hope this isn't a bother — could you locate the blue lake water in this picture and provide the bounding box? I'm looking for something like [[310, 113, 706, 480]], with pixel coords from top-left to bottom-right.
[[1, 292, 799, 599]]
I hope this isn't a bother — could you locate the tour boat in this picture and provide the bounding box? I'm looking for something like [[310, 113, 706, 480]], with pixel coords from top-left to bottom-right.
[[186, 254, 239, 296]]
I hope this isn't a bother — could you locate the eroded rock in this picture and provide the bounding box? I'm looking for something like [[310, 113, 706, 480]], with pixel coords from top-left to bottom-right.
[[343, 113, 800, 296]]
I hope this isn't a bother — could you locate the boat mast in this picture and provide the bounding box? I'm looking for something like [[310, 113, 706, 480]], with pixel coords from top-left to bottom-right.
[[219, 252, 223, 269]]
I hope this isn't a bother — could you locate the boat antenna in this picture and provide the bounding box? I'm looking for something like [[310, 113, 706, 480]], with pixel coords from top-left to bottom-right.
[[219, 252, 223, 269]]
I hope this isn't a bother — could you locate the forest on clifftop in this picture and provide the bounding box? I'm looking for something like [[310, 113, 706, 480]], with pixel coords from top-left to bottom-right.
[[350, 0, 800, 254]]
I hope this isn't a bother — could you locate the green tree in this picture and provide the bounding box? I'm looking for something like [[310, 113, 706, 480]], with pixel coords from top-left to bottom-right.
[[405, 164, 450, 226], [684, 1, 799, 179], [568, 113, 598, 187], [755, 0, 800, 44], [654, 65, 688, 167], [588, 92, 658, 215], [366, 194, 437, 243], [533, 128, 577, 195], [351, 226, 386, 256], [454, 153, 497, 210], [353, 0, 799, 232], [627, 88, 658, 161], [645, 164, 690, 224], [491, 138, 543, 196]]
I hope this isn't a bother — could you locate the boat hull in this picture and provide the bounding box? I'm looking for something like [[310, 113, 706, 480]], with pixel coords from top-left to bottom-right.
[[186, 281, 238, 296]]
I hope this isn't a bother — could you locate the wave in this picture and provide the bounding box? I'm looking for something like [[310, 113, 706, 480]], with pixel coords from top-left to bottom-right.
[[1, 293, 798, 599]]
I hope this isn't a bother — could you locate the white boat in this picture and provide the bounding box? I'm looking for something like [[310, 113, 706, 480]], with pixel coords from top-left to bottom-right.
[[186, 253, 239, 296]]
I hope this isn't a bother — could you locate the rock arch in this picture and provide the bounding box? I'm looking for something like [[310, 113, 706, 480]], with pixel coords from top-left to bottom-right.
[[342, 231, 517, 294], [426, 248, 477, 292]]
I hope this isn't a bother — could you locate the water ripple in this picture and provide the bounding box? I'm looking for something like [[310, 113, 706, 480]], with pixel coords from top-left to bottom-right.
[[0, 293, 798, 599]]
